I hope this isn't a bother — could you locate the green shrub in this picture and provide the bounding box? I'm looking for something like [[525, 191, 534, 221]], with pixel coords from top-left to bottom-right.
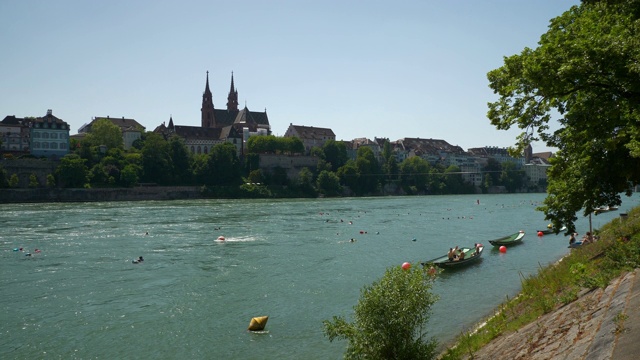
[[323, 265, 439, 359]]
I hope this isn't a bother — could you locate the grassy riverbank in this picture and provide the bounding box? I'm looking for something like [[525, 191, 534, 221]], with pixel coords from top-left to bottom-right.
[[440, 207, 640, 360]]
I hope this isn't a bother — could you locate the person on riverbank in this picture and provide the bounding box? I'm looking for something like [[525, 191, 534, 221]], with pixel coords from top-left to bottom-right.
[[569, 233, 577, 246]]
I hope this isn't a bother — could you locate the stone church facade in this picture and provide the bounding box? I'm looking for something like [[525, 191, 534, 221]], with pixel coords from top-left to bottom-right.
[[155, 72, 271, 156]]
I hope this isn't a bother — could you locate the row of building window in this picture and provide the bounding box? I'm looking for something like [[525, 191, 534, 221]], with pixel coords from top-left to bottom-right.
[[32, 142, 68, 150], [32, 132, 67, 139], [191, 146, 209, 154]]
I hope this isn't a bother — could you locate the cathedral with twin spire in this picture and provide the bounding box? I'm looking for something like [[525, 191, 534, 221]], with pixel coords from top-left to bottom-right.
[[155, 71, 271, 155]]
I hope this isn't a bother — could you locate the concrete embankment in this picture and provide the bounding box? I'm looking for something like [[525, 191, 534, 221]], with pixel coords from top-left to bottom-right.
[[463, 268, 640, 360], [0, 186, 203, 203]]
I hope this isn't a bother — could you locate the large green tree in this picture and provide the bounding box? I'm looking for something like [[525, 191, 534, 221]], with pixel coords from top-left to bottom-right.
[[205, 142, 242, 186], [399, 156, 430, 194], [355, 146, 381, 195], [85, 119, 124, 149], [322, 139, 348, 171], [141, 132, 172, 185], [56, 154, 89, 188], [487, 0, 640, 231], [316, 170, 342, 196], [323, 265, 439, 359], [168, 136, 193, 185]]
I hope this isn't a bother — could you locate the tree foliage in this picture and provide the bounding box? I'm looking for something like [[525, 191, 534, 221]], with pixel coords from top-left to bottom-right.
[[0, 166, 8, 188], [322, 140, 348, 171], [323, 265, 439, 360], [56, 154, 89, 188], [247, 135, 304, 155], [355, 147, 381, 195], [85, 119, 124, 149], [486, 0, 640, 230], [316, 169, 342, 196], [399, 156, 430, 193], [206, 142, 243, 186], [141, 132, 172, 185]]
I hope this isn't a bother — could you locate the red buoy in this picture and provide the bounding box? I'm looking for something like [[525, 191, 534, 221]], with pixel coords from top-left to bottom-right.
[[401, 262, 411, 270], [499, 246, 507, 253]]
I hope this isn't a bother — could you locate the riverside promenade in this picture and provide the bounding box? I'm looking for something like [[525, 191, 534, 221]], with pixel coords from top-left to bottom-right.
[[463, 268, 640, 359]]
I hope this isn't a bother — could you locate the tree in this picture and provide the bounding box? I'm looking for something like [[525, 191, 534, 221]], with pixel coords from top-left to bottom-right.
[[120, 164, 140, 187], [247, 169, 264, 184], [206, 142, 242, 186], [444, 165, 473, 194], [399, 156, 430, 194], [500, 162, 526, 193], [355, 146, 381, 195], [323, 265, 439, 359], [46, 173, 56, 188], [141, 132, 172, 185], [283, 136, 305, 155], [247, 135, 277, 154], [28, 173, 39, 188], [85, 118, 123, 149], [316, 170, 342, 196], [0, 166, 9, 188], [9, 173, 19, 188], [383, 155, 399, 187], [487, 0, 640, 230], [168, 136, 192, 185], [322, 140, 348, 171], [337, 160, 360, 194], [56, 154, 89, 188], [483, 158, 502, 187], [295, 167, 316, 196]]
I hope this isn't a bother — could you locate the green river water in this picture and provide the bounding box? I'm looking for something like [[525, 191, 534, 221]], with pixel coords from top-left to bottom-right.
[[2, 193, 637, 359]]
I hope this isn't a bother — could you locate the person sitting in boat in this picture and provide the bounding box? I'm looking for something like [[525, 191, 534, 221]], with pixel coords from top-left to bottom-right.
[[473, 243, 481, 255], [456, 250, 466, 261], [447, 248, 455, 261]]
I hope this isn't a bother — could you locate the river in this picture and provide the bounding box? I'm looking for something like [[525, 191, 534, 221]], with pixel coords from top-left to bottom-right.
[[1, 193, 637, 359]]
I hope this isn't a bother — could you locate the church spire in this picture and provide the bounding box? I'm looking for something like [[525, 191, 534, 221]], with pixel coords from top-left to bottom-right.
[[205, 70, 211, 95], [227, 71, 239, 112], [201, 71, 215, 128]]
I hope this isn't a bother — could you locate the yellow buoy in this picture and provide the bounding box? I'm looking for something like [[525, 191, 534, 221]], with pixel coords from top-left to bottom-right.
[[248, 316, 269, 331]]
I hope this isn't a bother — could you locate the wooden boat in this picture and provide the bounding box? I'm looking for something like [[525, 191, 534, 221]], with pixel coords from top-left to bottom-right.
[[423, 245, 484, 269], [488, 231, 525, 246]]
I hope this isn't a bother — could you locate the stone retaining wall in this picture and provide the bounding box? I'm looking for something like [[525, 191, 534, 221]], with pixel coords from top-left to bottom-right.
[[0, 186, 203, 203]]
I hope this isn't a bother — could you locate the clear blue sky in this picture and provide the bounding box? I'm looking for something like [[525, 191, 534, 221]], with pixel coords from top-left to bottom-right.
[[1, 0, 579, 153]]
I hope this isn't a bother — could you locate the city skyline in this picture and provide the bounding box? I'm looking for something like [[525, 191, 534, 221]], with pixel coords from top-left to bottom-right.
[[1, 0, 580, 153]]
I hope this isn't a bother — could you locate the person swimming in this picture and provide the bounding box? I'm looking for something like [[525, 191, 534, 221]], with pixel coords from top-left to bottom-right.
[[132, 256, 144, 264]]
